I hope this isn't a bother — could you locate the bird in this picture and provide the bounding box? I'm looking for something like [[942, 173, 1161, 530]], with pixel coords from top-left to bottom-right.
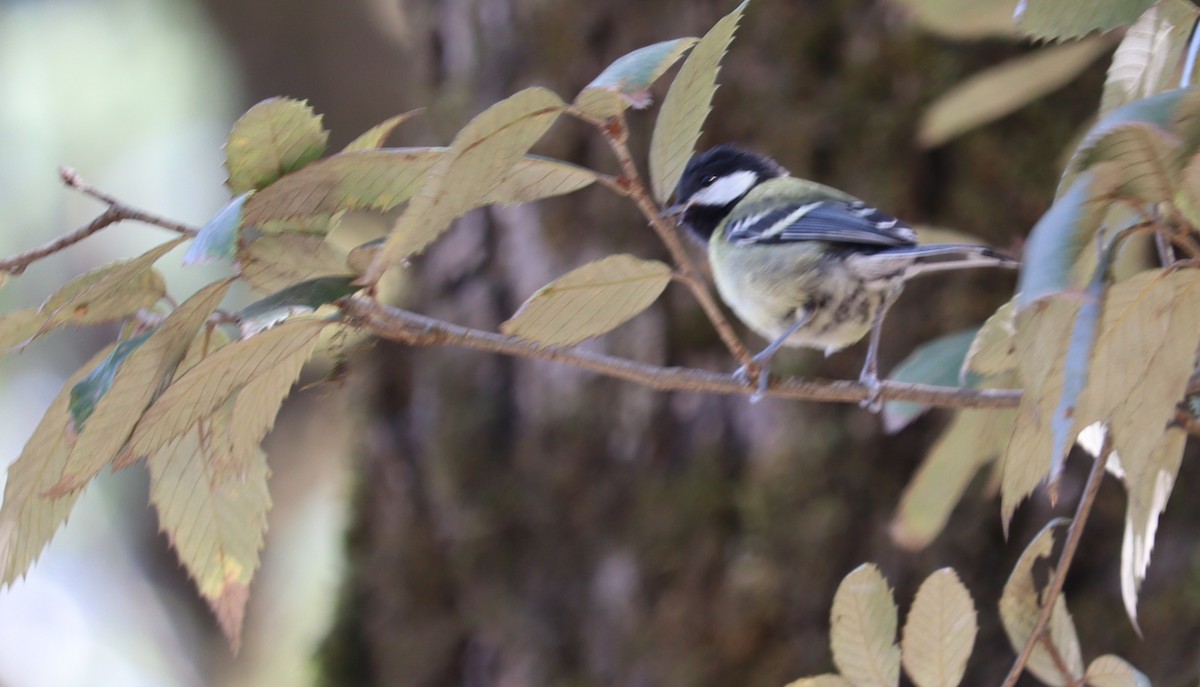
[[664, 144, 1017, 406]]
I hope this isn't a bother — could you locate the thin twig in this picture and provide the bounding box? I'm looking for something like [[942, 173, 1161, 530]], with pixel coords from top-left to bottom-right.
[[0, 168, 197, 277], [59, 167, 199, 237], [339, 295, 1022, 408], [577, 109, 755, 368], [999, 435, 1110, 687]]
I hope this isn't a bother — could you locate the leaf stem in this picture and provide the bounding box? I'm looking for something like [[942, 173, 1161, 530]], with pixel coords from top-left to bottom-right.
[[999, 436, 1109, 687]]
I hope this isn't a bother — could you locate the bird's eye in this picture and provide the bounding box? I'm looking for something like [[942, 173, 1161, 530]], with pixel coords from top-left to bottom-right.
[[702, 175, 718, 186]]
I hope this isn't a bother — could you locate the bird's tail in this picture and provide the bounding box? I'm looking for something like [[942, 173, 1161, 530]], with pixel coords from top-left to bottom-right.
[[895, 244, 1019, 277]]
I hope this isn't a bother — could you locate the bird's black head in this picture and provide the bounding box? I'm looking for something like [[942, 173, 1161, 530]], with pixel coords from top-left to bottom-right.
[[667, 145, 788, 242]]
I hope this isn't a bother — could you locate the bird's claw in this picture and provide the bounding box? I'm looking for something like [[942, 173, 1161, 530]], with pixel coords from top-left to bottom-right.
[[859, 372, 883, 412], [733, 364, 770, 403]]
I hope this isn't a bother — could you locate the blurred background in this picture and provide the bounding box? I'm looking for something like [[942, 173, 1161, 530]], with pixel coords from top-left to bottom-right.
[[2, 0, 1198, 686]]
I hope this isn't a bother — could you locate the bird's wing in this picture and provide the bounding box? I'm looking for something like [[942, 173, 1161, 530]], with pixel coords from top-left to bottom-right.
[[725, 200, 916, 247]]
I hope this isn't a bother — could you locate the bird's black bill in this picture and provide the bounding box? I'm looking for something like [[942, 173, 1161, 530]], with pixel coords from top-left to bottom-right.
[[661, 202, 687, 220]]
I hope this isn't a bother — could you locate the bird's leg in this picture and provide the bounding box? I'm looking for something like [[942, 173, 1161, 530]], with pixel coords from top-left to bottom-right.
[[734, 310, 813, 403], [858, 283, 904, 412]]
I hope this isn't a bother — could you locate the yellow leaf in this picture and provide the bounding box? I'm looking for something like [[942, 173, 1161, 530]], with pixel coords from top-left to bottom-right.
[[1100, 0, 1198, 114], [962, 299, 1017, 377], [1077, 269, 1200, 485], [998, 520, 1084, 687], [901, 569, 977, 687], [226, 97, 328, 194], [784, 676, 855, 687], [341, 110, 422, 152], [649, 0, 748, 203], [0, 345, 116, 584], [1177, 152, 1200, 227], [39, 239, 181, 329], [243, 148, 443, 228], [501, 254, 672, 346], [1001, 297, 1078, 529], [48, 280, 233, 495], [890, 405, 1014, 550], [1074, 122, 1179, 203], [918, 37, 1112, 148], [484, 157, 597, 206], [238, 234, 350, 292], [0, 309, 43, 354], [1119, 427, 1186, 629], [830, 564, 900, 687], [1085, 655, 1151, 687], [127, 318, 326, 459], [148, 420, 270, 652], [361, 88, 565, 283]]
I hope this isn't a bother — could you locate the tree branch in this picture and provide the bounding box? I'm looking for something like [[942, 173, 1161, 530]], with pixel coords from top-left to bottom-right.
[[338, 295, 1021, 408], [0, 168, 197, 276], [999, 437, 1109, 687]]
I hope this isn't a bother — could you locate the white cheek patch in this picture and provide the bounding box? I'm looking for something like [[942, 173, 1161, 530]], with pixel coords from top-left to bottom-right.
[[691, 170, 758, 206]]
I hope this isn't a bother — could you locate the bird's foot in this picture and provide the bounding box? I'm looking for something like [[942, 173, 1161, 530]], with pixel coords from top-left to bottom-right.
[[733, 362, 771, 403], [858, 371, 883, 413]]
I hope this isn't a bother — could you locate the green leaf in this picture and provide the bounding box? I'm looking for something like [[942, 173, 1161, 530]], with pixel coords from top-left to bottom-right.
[[39, 238, 181, 329], [575, 38, 699, 118], [830, 564, 900, 687], [901, 569, 976, 687], [890, 405, 1015, 550], [341, 110, 422, 152], [1015, 0, 1157, 40], [0, 344, 116, 584], [882, 328, 979, 433], [361, 88, 565, 281], [237, 276, 358, 335], [887, 0, 1020, 40], [649, 0, 749, 203], [1002, 297, 1078, 529], [225, 97, 329, 194], [1100, 0, 1199, 114], [237, 234, 350, 292], [963, 299, 1017, 378], [501, 254, 672, 346], [918, 37, 1113, 148], [148, 419, 270, 651], [127, 318, 327, 459], [68, 332, 152, 431], [47, 280, 233, 496], [1018, 165, 1119, 310], [184, 192, 253, 265], [999, 520, 1084, 687], [1085, 655, 1152, 687]]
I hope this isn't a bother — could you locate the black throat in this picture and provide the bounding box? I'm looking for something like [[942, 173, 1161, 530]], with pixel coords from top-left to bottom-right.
[[680, 202, 737, 243]]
